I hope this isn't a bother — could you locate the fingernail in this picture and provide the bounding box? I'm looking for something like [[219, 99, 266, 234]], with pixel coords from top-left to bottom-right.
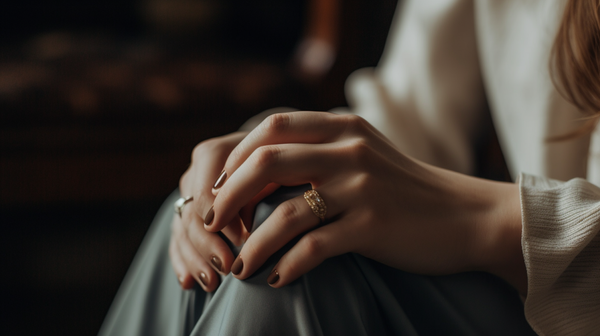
[[199, 272, 208, 287], [211, 255, 223, 272], [267, 269, 279, 285], [204, 206, 214, 226], [178, 276, 184, 284], [231, 256, 243, 275], [213, 170, 227, 189]]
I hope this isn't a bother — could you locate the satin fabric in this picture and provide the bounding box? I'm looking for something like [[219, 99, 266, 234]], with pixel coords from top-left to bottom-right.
[[100, 186, 534, 335]]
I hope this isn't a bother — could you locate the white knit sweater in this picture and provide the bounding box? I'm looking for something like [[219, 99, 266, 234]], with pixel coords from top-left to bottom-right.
[[338, 0, 600, 334], [521, 174, 600, 334]]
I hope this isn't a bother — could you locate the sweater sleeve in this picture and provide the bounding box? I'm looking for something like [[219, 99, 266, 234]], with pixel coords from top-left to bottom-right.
[[520, 173, 600, 335]]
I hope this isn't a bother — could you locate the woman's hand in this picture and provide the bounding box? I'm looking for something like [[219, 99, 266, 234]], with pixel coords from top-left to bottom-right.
[[204, 112, 527, 294], [169, 131, 250, 291]]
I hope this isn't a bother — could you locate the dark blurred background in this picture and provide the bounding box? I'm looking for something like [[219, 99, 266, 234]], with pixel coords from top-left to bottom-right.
[[0, 1, 399, 334]]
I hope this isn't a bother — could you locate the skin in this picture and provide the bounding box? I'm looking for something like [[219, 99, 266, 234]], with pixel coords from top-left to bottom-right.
[[170, 112, 528, 296]]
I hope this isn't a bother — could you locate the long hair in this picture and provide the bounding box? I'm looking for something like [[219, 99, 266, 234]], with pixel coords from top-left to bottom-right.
[[551, 0, 600, 140]]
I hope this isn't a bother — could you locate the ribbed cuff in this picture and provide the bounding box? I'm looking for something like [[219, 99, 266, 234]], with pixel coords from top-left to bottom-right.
[[519, 173, 600, 335]]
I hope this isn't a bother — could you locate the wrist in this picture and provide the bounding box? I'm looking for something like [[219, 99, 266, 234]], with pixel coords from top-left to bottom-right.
[[471, 180, 527, 295], [430, 164, 527, 295]]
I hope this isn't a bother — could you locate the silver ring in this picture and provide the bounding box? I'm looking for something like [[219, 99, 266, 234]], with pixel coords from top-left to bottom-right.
[[174, 196, 194, 218]]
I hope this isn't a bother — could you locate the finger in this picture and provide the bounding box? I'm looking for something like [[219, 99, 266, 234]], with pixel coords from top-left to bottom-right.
[[187, 215, 235, 275], [217, 113, 394, 192], [172, 214, 221, 292], [182, 195, 246, 245], [205, 142, 343, 232], [218, 112, 348, 187], [267, 219, 356, 288], [230, 186, 343, 280], [171, 216, 203, 290], [220, 214, 249, 246], [239, 182, 281, 232], [169, 234, 195, 290], [184, 132, 246, 237]]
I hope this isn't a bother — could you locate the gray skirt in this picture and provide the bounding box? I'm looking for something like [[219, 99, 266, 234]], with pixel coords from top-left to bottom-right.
[[99, 186, 535, 336]]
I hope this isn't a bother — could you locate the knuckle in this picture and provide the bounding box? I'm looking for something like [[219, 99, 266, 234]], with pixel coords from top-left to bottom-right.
[[302, 232, 324, 257], [191, 141, 207, 162], [191, 138, 222, 162], [264, 113, 291, 135], [251, 145, 282, 170], [350, 137, 370, 152], [343, 114, 369, 133], [276, 201, 301, 224], [345, 138, 372, 163], [352, 172, 372, 191]]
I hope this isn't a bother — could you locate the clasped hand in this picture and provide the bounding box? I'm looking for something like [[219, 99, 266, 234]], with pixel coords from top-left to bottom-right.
[[170, 112, 524, 294]]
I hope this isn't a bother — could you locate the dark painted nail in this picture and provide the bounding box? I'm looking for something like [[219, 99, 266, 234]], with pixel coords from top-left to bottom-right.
[[267, 269, 279, 285], [204, 206, 214, 226], [213, 170, 227, 189], [231, 256, 243, 275], [211, 255, 223, 272], [199, 272, 208, 287]]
